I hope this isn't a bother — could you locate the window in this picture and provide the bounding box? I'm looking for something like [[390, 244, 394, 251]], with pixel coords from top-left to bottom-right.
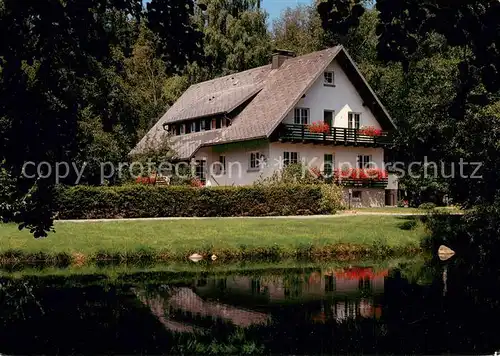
[[180, 124, 185, 135], [191, 121, 199, 133], [249, 152, 263, 170], [185, 123, 191, 134], [215, 155, 226, 175], [283, 151, 298, 166], [352, 191, 362, 200], [200, 119, 206, 131], [324, 71, 335, 86], [324, 154, 334, 177], [348, 112, 361, 129], [211, 118, 217, 130], [195, 160, 206, 182], [294, 108, 309, 125], [357, 155, 373, 169]]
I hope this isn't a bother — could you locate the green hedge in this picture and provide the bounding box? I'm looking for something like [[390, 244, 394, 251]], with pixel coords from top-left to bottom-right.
[[55, 184, 338, 219]]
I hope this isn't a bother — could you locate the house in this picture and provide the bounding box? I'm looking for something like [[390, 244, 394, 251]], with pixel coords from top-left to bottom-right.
[[131, 46, 398, 207]]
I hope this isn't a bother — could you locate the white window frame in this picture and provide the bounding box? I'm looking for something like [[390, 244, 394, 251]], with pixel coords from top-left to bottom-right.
[[249, 151, 263, 171], [294, 108, 309, 125], [324, 71, 335, 86], [283, 151, 299, 167], [357, 155, 373, 169], [348, 112, 361, 129]]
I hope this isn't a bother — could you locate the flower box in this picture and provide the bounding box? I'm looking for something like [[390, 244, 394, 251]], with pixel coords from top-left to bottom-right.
[[358, 126, 382, 137], [307, 122, 330, 134], [334, 168, 388, 181]]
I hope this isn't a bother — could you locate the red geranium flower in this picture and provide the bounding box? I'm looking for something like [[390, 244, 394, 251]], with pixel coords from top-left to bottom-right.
[[307, 122, 330, 134]]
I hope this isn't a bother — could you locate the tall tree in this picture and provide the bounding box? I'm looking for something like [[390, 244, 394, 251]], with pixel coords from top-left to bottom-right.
[[317, 0, 365, 47], [194, 0, 271, 75], [272, 5, 325, 56], [146, 0, 204, 75], [0, 0, 142, 236]]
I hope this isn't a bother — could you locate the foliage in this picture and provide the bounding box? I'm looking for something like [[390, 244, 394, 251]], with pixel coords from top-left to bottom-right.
[[418, 202, 436, 210], [193, 0, 271, 74], [146, 0, 203, 74], [54, 184, 336, 219], [317, 0, 365, 46], [255, 163, 319, 186], [271, 5, 325, 56]]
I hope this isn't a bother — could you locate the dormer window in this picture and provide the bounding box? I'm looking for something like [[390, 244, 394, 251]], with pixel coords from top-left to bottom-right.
[[324, 71, 335, 86], [180, 124, 185, 135]]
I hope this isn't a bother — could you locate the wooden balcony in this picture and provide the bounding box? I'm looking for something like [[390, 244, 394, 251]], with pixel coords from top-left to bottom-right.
[[277, 124, 392, 147]]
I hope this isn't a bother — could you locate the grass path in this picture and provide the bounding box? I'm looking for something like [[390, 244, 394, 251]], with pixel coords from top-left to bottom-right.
[[0, 215, 427, 265]]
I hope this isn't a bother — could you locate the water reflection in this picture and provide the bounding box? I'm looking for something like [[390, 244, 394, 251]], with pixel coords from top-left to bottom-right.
[[1, 261, 500, 354]]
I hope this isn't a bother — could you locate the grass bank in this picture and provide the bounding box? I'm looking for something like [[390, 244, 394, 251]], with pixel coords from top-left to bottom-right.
[[0, 215, 427, 266]]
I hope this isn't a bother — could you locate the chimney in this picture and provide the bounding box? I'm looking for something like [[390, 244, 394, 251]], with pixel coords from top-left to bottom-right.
[[271, 49, 296, 69]]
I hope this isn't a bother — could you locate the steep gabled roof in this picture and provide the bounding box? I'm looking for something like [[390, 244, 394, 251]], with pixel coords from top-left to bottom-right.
[[131, 46, 395, 159]]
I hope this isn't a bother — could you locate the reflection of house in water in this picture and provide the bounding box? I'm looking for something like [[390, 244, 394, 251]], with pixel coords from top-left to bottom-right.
[[194, 267, 388, 323], [135, 267, 388, 333], [134, 286, 270, 333]]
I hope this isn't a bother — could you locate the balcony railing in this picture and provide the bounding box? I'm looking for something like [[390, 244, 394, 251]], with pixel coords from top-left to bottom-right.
[[335, 178, 389, 188], [277, 124, 392, 146]]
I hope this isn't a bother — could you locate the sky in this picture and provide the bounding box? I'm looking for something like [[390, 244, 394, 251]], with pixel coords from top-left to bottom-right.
[[142, 0, 311, 27], [263, 0, 311, 24]]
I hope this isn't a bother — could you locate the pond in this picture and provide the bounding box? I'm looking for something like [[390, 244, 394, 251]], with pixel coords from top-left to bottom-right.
[[1, 258, 500, 355]]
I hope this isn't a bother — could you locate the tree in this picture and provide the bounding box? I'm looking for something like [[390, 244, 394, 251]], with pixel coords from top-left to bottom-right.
[[272, 5, 325, 56], [317, 0, 365, 47], [146, 0, 204, 75], [0, 0, 142, 236], [194, 0, 271, 75]]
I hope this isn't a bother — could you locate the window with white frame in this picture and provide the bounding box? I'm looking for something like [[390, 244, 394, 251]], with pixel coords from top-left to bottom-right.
[[283, 151, 298, 166], [180, 124, 185, 134], [249, 152, 263, 170], [294, 108, 309, 125], [324, 71, 335, 86], [200, 119, 206, 131], [357, 155, 373, 169], [215, 155, 226, 174], [348, 112, 361, 129]]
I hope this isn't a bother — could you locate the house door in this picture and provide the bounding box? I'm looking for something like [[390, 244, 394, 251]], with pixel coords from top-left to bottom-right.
[[324, 110, 333, 127]]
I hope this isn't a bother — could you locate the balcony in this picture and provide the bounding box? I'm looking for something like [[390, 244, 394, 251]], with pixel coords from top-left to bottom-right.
[[277, 124, 392, 147], [335, 178, 388, 188]]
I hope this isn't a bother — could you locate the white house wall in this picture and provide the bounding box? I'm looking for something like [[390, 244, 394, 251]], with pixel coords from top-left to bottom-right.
[[197, 142, 384, 187], [268, 142, 385, 172], [194, 143, 273, 186], [282, 60, 381, 129]]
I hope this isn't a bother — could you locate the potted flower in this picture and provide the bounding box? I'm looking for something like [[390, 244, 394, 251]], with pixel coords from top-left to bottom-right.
[[358, 125, 382, 137], [307, 122, 330, 134]]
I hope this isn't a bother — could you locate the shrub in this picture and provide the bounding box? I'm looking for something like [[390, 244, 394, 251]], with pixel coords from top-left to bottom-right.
[[255, 163, 321, 186], [418, 202, 436, 210], [55, 184, 339, 219]]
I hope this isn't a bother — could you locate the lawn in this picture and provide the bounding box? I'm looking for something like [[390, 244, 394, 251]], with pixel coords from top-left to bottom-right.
[[0, 215, 427, 264]]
